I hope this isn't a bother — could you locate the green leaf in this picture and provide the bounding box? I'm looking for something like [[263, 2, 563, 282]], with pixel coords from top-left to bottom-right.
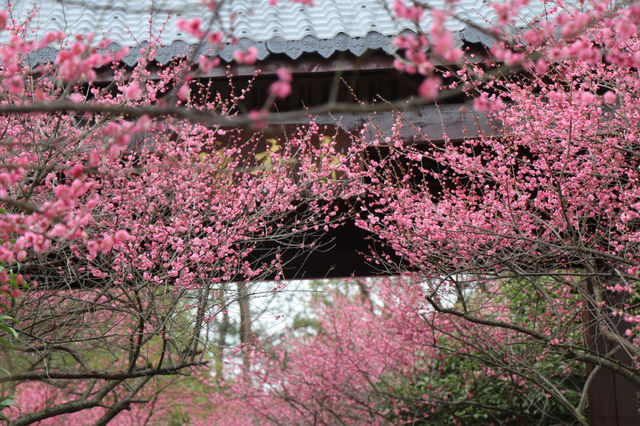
[[0, 324, 17, 339], [0, 397, 17, 408]]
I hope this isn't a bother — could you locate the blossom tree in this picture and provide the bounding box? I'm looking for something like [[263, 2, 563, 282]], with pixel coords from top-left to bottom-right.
[[355, 15, 640, 426], [205, 277, 585, 425], [1, 0, 640, 423], [208, 1, 640, 424], [0, 7, 364, 423]]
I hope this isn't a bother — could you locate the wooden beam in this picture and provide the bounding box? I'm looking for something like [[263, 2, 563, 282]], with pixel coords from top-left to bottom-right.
[[264, 102, 495, 143]]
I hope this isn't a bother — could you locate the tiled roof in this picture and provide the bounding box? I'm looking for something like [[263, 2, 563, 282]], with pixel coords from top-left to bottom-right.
[[3, 0, 559, 66]]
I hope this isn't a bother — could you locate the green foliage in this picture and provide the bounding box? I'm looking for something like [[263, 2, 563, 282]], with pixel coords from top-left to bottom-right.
[[405, 278, 585, 425], [0, 271, 19, 423], [168, 408, 193, 426], [0, 395, 18, 423], [0, 315, 17, 349], [413, 352, 583, 425], [291, 314, 321, 332]]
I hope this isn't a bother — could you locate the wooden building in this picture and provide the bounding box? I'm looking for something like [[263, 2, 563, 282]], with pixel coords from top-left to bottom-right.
[[5, 0, 515, 278]]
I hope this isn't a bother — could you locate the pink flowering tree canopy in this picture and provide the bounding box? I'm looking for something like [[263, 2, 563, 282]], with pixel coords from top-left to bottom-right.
[[0, 0, 640, 424]]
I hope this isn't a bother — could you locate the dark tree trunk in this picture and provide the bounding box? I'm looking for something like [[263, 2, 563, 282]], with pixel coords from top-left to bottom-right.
[[584, 278, 639, 426], [216, 283, 229, 381], [237, 281, 252, 375]]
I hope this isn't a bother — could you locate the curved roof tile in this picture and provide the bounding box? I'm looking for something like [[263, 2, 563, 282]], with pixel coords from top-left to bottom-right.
[[4, 0, 568, 66]]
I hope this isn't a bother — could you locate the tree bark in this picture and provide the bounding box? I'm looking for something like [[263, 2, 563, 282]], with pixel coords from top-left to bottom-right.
[[216, 283, 229, 381], [237, 281, 252, 375], [583, 277, 639, 426]]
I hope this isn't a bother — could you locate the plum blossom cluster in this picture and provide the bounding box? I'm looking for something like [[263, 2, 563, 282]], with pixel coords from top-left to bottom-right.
[[391, 0, 640, 107]]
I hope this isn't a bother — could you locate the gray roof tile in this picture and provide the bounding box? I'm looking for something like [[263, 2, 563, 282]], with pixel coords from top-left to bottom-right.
[[2, 0, 570, 66]]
